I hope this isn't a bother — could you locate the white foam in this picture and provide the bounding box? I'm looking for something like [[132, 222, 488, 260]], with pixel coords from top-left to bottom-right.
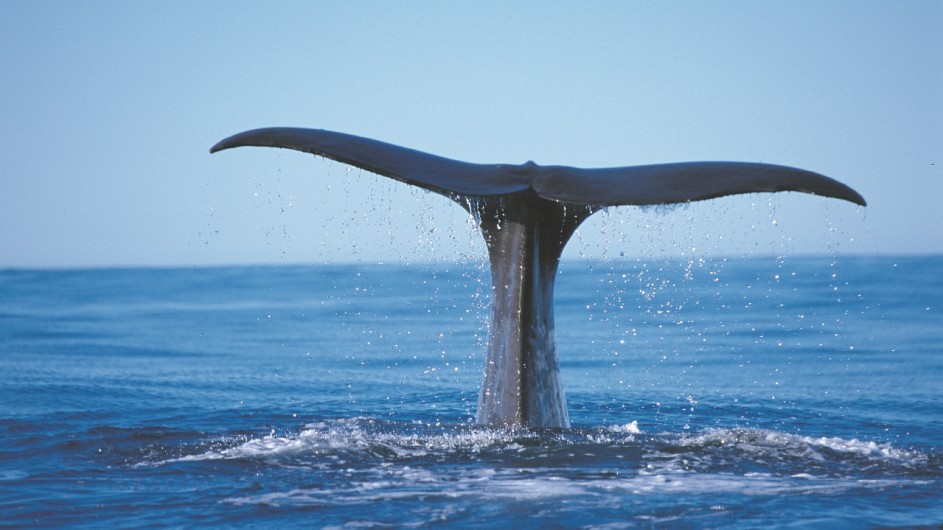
[[155, 421, 928, 497], [607, 421, 641, 434], [677, 427, 925, 465], [205, 422, 931, 509], [800, 434, 920, 461], [160, 418, 526, 464]]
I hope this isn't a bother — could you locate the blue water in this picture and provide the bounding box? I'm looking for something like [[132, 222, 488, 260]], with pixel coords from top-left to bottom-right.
[[1, 256, 940, 528]]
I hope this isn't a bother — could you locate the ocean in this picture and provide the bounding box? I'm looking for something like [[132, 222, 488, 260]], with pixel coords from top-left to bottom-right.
[[1, 255, 940, 528]]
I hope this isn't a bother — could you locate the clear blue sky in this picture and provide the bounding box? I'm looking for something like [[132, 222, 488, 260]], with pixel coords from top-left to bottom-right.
[[2, 1, 940, 268]]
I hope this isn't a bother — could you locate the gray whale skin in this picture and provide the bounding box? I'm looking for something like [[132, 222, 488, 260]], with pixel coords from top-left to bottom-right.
[[211, 127, 866, 429]]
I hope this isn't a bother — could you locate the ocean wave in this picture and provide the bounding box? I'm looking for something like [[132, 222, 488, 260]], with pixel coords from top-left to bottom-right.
[[153, 419, 933, 480]]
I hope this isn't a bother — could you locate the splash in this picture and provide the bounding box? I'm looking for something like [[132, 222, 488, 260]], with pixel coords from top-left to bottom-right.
[[147, 420, 934, 514]]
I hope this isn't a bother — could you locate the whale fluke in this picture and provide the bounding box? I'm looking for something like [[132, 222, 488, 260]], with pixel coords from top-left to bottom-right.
[[211, 127, 866, 207], [212, 127, 866, 429]]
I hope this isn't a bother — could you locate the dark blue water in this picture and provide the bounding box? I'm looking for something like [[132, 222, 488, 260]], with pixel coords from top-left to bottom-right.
[[1, 256, 940, 528]]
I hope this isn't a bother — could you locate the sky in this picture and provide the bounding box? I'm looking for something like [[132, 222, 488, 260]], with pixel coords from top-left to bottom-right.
[[1, 1, 940, 268]]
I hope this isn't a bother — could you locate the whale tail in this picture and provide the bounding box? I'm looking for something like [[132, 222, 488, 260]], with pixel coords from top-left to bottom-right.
[[210, 127, 866, 207], [212, 127, 866, 428]]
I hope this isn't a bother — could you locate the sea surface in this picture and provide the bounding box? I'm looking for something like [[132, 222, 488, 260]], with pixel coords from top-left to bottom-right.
[[1, 255, 940, 528]]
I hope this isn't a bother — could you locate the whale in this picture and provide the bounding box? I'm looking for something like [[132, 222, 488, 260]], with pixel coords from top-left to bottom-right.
[[211, 127, 866, 429]]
